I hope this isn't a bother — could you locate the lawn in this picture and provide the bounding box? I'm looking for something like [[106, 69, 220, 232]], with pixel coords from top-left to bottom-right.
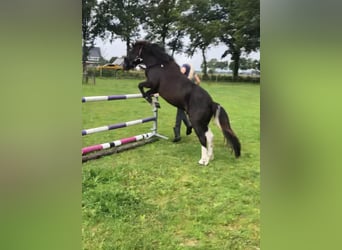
[[82, 78, 260, 249]]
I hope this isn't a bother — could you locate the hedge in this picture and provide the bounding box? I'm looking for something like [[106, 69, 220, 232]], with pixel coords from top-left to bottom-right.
[[85, 69, 260, 83]]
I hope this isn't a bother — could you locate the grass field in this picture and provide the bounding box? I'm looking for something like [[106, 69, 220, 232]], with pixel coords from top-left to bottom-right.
[[82, 78, 260, 249]]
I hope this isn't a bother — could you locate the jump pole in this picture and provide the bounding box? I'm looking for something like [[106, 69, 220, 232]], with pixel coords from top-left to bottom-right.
[[82, 93, 167, 162], [82, 137, 158, 163], [82, 132, 155, 155], [82, 93, 143, 103], [82, 116, 156, 136]]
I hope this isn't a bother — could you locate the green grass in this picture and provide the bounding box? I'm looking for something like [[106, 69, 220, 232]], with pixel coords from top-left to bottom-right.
[[82, 78, 260, 249]]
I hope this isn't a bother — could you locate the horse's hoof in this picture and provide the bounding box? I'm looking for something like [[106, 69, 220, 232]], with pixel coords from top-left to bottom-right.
[[198, 158, 209, 166]]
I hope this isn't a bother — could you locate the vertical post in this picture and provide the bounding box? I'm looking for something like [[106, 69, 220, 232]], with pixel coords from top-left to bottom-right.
[[92, 67, 96, 85], [151, 95, 168, 140], [151, 95, 158, 135]]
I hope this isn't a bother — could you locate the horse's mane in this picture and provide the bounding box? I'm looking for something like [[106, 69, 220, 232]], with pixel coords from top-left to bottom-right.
[[134, 40, 175, 64]]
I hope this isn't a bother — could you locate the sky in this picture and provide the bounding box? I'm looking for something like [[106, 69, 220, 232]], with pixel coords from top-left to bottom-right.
[[95, 37, 260, 71]]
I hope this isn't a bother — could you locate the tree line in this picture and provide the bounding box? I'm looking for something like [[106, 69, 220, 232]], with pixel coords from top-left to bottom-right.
[[82, 0, 259, 79], [205, 57, 260, 75]]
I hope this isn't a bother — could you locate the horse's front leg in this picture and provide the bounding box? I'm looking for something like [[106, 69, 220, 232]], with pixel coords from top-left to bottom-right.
[[138, 81, 153, 104]]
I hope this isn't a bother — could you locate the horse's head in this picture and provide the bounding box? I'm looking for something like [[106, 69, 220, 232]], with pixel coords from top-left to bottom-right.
[[123, 41, 174, 70], [123, 41, 147, 70]]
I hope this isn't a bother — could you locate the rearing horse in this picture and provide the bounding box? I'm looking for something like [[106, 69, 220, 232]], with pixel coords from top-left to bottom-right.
[[124, 41, 240, 165]]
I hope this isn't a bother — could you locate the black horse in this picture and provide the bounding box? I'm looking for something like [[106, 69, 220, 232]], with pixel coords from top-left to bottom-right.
[[124, 41, 240, 165]]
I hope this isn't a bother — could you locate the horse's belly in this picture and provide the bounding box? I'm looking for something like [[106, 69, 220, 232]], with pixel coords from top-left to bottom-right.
[[159, 91, 185, 109]]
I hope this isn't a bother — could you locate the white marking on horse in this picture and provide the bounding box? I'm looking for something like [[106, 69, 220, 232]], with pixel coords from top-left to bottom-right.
[[198, 128, 214, 166], [198, 146, 209, 166]]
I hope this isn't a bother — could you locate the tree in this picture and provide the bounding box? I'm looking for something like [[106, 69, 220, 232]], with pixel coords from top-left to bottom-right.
[[238, 57, 252, 70], [82, 0, 100, 82], [229, 57, 260, 71], [216, 0, 260, 80], [82, 0, 98, 56], [254, 59, 260, 70], [97, 0, 145, 55], [182, 0, 221, 78], [167, 29, 185, 57], [143, 0, 188, 56], [204, 58, 228, 72]]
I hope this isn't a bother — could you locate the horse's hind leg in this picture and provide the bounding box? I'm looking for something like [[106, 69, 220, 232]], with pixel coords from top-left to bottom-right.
[[193, 123, 213, 166], [206, 128, 214, 161]]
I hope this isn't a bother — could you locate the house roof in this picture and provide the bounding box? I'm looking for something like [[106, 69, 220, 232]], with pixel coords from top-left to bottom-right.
[[113, 58, 124, 65], [87, 47, 102, 61]]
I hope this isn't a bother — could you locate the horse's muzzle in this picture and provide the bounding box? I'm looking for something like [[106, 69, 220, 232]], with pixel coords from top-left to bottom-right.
[[123, 57, 143, 70], [123, 57, 134, 70]]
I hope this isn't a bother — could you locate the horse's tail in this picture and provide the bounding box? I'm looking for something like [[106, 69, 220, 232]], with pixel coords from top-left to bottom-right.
[[212, 102, 241, 158]]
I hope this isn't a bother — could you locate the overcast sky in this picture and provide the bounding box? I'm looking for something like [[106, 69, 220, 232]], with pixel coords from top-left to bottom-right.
[[95, 37, 260, 71]]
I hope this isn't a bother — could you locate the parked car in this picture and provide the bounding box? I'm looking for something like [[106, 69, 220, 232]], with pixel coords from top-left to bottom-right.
[[96, 63, 123, 71]]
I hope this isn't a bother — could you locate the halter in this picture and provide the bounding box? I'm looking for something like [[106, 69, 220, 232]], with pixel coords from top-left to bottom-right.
[[138, 45, 143, 58], [133, 44, 164, 70], [133, 45, 144, 65]]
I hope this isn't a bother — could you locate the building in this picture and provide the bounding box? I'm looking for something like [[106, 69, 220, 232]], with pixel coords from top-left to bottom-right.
[[86, 47, 102, 65]]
